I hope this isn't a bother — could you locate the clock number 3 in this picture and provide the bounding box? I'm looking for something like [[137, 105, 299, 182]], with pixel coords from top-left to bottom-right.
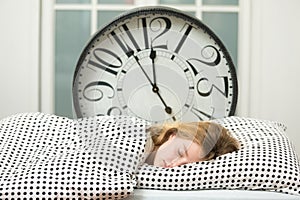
[[191, 106, 215, 120], [197, 76, 229, 98]]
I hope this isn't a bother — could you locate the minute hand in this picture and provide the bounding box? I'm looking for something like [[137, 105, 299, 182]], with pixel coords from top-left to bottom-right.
[[133, 55, 174, 117], [133, 55, 154, 86]]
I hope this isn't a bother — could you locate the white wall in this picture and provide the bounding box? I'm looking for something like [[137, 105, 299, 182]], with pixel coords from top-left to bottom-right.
[[0, 0, 299, 155], [0, 0, 40, 118], [249, 0, 300, 155]]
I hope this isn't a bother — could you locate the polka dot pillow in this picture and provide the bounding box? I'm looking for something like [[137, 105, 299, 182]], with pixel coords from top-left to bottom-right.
[[0, 113, 148, 199], [135, 116, 300, 196]]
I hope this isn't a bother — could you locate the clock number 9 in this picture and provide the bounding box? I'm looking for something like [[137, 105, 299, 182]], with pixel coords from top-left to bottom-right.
[[83, 81, 115, 101]]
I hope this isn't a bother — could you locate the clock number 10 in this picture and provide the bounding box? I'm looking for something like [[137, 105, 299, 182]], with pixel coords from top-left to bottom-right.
[[88, 48, 123, 76]]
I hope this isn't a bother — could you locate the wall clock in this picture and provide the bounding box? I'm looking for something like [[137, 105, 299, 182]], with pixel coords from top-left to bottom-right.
[[72, 6, 238, 123]]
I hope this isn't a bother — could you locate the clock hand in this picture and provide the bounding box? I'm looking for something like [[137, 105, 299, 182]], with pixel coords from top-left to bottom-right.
[[149, 50, 176, 120], [150, 47, 157, 86], [153, 87, 172, 114], [133, 54, 175, 119], [133, 55, 154, 86]]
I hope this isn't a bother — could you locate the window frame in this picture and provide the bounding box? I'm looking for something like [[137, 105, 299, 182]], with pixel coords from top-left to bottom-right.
[[40, 0, 250, 117]]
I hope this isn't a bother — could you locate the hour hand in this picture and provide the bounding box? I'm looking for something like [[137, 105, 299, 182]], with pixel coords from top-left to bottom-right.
[[149, 47, 157, 85]]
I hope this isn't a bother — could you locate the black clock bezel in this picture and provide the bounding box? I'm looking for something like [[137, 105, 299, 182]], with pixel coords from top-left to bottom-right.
[[72, 6, 238, 119]]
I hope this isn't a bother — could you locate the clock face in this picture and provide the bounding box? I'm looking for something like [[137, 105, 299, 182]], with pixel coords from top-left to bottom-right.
[[72, 6, 238, 123]]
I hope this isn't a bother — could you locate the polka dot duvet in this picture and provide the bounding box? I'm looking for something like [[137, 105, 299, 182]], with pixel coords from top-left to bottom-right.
[[0, 113, 148, 199], [0, 113, 299, 199]]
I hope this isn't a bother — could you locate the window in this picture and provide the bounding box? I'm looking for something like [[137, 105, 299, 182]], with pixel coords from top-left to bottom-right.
[[51, 0, 240, 118]]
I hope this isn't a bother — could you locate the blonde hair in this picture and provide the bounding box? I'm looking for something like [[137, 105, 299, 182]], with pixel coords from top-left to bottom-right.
[[146, 121, 240, 161]]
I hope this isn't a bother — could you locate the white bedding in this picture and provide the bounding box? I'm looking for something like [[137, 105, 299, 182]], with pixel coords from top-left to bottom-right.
[[0, 113, 148, 199], [127, 189, 300, 200], [0, 113, 299, 199], [135, 117, 300, 196]]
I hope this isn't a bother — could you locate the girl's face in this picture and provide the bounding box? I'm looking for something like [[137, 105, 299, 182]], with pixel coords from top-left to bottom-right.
[[153, 134, 203, 168]]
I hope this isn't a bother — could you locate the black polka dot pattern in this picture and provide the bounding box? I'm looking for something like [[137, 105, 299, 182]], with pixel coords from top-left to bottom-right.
[[1, 114, 299, 198], [0, 113, 148, 199], [135, 116, 300, 196]]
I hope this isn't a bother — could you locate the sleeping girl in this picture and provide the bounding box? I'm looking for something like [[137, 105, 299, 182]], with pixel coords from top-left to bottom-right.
[[2, 113, 300, 199], [145, 121, 240, 168]]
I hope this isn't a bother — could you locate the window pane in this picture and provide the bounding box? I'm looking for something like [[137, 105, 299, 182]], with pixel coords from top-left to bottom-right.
[[56, 0, 90, 4], [202, 12, 238, 68], [98, 10, 124, 29], [55, 11, 91, 118], [98, 0, 133, 4], [159, 0, 195, 4], [186, 11, 196, 17], [203, 0, 239, 5]]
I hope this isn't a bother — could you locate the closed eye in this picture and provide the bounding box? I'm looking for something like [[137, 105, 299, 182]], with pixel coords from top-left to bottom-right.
[[178, 149, 184, 157], [180, 144, 189, 157], [178, 148, 187, 157]]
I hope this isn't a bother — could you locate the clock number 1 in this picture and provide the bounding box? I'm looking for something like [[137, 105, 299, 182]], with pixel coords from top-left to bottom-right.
[[174, 24, 193, 53], [171, 24, 193, 59]]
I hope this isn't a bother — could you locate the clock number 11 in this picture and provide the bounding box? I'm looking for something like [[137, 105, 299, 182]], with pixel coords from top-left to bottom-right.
[[110, 16, 171, 56]]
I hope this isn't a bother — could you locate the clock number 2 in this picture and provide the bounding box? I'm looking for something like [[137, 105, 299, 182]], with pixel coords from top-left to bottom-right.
[[186, 45, 221, 76]]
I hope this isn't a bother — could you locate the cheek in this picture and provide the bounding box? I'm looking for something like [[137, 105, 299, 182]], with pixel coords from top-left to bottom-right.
[[156, 143, 177, 160]]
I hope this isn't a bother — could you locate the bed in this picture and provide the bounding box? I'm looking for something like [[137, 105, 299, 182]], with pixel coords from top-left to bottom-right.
[[128, 189, 300, 200], [0, 112, 299, 199]]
